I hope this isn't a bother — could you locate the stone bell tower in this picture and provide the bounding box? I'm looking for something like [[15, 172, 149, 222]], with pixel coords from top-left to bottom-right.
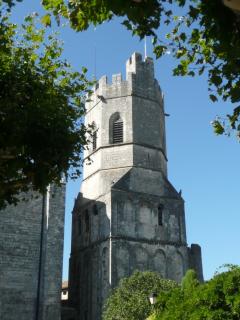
[[68, 52, 203, 320]]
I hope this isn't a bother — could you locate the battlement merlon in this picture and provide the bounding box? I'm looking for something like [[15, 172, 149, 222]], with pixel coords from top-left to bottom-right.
[[126, 52, 154, 80], [85, 52, 163, 111]]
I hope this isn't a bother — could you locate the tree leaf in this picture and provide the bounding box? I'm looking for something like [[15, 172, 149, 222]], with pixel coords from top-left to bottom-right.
[[41, 14, 51, 27], [210, 94, 218, 102]]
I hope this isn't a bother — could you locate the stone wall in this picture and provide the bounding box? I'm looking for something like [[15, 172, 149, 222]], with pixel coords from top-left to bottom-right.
[[0, 184, 65, 320]]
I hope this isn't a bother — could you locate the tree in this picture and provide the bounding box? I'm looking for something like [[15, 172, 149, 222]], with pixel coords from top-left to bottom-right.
[[102, 270, 177, 320], [0, 7, 93, 209], [151, 265, 240, 320], [181, 269, 199, 292]]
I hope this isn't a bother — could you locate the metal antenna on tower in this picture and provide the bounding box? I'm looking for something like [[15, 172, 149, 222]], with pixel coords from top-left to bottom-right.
[[144, 36, 147, 59], [93, 27, 97, 80], [94, 45, 97, 80]]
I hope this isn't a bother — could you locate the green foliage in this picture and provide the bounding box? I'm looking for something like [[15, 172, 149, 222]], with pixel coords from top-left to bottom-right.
[[41, 0, 163, 38], [0, 7, 93, 209], [102, 270, 177, 320], [40, 0, 187, 39], [152, 266, 240, 320], [0, 0, 23, 9], [153, 0, 240, 139], [181, 269, 199, 292]]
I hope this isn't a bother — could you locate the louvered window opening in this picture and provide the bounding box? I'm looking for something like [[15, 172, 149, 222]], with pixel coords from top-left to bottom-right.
[[92, 131, 97, 150], [113, 120, 123, 144]]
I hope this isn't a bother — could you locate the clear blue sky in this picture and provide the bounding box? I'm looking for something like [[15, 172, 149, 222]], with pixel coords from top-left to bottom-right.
[[12, 1, 240, 281]]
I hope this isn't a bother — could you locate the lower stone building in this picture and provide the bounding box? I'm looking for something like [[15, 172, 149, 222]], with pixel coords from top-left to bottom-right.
[[0, 184, 65, 320], [68, 53, 203, 320]]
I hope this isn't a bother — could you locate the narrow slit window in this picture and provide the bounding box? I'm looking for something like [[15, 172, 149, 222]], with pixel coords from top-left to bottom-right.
[[113, 119, 123, 144], [92, 131, 97, 150], [158, 205, 164, 226], [78, 216, 82, 235], [85, 210, 90, 232], [93, 204, 98, 216]]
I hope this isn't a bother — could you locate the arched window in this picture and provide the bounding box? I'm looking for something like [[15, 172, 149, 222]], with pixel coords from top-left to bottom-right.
[[109, 112, 123, 144], [158, 204, 164, 226]]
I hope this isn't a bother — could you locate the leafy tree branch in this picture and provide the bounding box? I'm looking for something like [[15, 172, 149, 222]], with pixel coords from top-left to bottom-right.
[[151, 266, 240, 320], [152, 1, 240, 139], [0, 7, 93, 208]]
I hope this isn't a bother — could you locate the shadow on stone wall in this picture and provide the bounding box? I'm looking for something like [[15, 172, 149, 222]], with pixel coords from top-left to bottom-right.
[[68, 195, 109, 320]]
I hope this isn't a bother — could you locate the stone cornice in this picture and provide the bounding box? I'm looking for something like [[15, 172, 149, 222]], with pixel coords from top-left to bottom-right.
[[84, 141, 168, 162], [86, 93, 162, 115], [111, 235, 187, 247], [71, 235, 187, 254]]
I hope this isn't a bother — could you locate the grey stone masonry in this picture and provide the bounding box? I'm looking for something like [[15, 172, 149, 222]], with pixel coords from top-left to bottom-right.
[[69, 52, 203, 320], [0, 184, 65, 320]]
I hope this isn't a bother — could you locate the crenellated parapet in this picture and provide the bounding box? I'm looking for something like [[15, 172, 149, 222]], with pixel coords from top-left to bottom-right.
[[86, 52, 163, 112]]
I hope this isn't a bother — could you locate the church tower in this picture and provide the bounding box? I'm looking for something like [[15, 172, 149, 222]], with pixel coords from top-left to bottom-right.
[[68, 53, 203, 320]]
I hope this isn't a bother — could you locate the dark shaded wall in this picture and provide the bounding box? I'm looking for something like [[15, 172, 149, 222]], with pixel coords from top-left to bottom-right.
[[0, 184, 65, 320]]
